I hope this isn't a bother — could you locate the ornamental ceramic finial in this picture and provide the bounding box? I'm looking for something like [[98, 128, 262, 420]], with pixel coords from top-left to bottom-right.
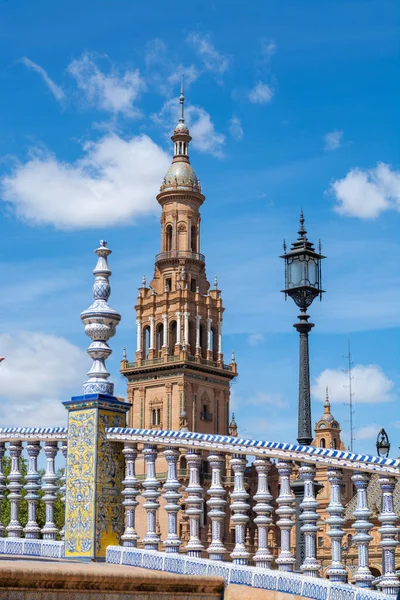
[[80, 240, 121, 396]]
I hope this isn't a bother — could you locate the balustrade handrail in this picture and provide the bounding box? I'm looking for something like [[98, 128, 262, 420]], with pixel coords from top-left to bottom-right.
[[106, 427, 400, 475], [0, 427, 68, 442], [155, 250, 205, 262]]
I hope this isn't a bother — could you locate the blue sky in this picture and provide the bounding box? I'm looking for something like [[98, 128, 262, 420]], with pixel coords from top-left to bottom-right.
[[0, 0, 399, 455]]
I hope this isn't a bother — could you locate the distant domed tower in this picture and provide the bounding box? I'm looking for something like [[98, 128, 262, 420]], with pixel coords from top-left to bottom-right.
[[313, 387, 345, 451]]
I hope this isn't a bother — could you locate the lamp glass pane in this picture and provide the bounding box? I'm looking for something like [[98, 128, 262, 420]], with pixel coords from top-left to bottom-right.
[[288, 258, 303, 288], [307, 258, 319, 287]]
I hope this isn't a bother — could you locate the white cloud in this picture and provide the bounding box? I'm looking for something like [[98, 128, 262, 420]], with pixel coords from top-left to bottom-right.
[[168, 64, 200, 88], [249, 82, 274, 104], [355, 424, 381, 441], [245, 391, 288, 409], [247, 332, 264, 346], [155, 99, 225, 158], [67, 52, 145, 117], [312, 364, 395, 404], [229, 115, 244, 140], [0, 332, 87, 427], [330, 162, 400, 219], [20, 57, 65, 103], [260, 39, 276, 64], [1, 133, 170, 229], [186, 33, 230, 76], [324, 130, 343, 151]]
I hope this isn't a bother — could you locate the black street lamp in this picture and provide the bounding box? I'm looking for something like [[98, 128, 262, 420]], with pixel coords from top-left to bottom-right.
[[281, 211, 325, 446], [376, 428, 390, 458]]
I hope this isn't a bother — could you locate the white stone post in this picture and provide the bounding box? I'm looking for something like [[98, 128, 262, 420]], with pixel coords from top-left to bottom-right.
[[142, 444, 161, 550], [206, 452, 227, 561], [217, 321, 223, 358], [136, 318, 142, 353], [121, 442, 139, 547], [163, 447, 181, 553], [162, 314, 168, 353], [42, 441, 59, 540], [184, 450, 204, 557], [195, 315, 201, 353], [0, 443, 6, 537], [7, 441, 23, 538], [377, 475, 400, 596], [276, 460, 296, 571], [253, 458, 274, 568], [230, 454, 250, 565], [176, 312, 182, 346], [183, 312, 189, 349], [352, 472, 373, 588], [59, 440, 68, 540], [149, 316, 155, 350], [326, 468, 347, 582], [299, 463, 320, 578], [206, 318, 212, 352], [24, 441, 41, 539]]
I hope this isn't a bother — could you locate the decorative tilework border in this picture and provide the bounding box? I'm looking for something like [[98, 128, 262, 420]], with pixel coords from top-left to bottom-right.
[[0, 538, 64, 559], [105, 428, 400, 476], [106, 547, 393, 600]]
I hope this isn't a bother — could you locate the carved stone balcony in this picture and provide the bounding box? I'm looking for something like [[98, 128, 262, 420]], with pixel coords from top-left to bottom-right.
[[155, 250, 205, 264]]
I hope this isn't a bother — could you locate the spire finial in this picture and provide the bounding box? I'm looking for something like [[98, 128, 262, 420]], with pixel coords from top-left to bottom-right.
[[179, 74, 185, 123], [142, 274, 146, 288], [122, 346, 127, 361], [214, 275, 218, 289], [80, 240, 121, 396], [324, 386, 331, 414], [231, 350, 236, 363], [298, 208, 307, 239]]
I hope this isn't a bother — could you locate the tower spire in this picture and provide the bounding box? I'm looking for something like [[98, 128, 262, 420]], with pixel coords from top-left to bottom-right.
[[179, 74, 185, 124]]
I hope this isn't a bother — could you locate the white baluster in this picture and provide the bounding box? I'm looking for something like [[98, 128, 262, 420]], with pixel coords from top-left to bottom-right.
[[142, 444, 160, 550], [206, 452, 227, 561], [42, 441, 59, 540], [377, 475, 400, 596], [253, 458, 274, 568], [185, 450, 204, 557], [163, 447, 181, 553], [230, 454, 250, 565], [0, 443, 5, 537], [121, 442, 139, 547], [299, 463, 320, 577], [59, 441, 68, 540], [352, 472, 373, 588], [276, 460, 296, 571], [6, 441, 23, 538], [326, 468, 347, 582], [24, 441, 41, 539]]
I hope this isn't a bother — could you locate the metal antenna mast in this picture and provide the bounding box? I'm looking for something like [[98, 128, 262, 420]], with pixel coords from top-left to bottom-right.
[[343, 338, 355, 452]]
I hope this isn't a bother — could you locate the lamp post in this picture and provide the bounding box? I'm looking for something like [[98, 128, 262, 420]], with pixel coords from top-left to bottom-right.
[[281, 211, 325, 571], [376, 428, 390, 458], [281, 210, 325, 446]]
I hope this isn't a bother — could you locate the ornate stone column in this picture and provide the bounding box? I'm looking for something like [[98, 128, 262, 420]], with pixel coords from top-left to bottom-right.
[[229, 454, 250, 565], [206, 452, 227, 561], [59, 440, 68, 540], [299, 463, 320, 577], [276, 460, 296, 571], [136, 317, 142, 354], [163, 314, 168, 353], [352, 472, 373, 588], [326, 468, 347, 582], [183, 311, 189, 349], [142, 444, 161, 551], [176, 312, 182, 346], [24, 441, 41, 539], [217, 321, 223, 359], [377, 475, 400, 596], [149, 316, 155, 350], [195, 314, 201, 355], [0, 443, 6, 538], [206, 318, 212, 352], [184, 450, 204, 557], [253, 458, 274, 569], [121, 442, 139, 547], [6, 441, 23, 538], [42, 441, 59, 540], [163, 447, 181, 553]]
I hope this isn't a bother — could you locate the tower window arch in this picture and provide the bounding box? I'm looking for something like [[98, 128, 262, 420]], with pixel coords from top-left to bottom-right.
[[320, 438, 326, 448], [169, 320, 177, 354], [165, 225, 173, 252], [332, 438, 337, 449], [156, 323, 164, 355], [143, 325, 150, 359]]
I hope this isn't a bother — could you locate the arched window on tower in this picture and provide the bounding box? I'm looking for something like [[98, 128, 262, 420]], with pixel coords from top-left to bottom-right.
[[211, 327, 218, 361], [191, 226, 197, 252], [143, 326, 150, 359], [165, 225, 173, 252], [200, 323, 206, 359], [320, 438, 326, 448], [331, 438, 337, 449], [169, 320, 177, 354], [156, 323, 164, 356], [189, 318, 196, 354]]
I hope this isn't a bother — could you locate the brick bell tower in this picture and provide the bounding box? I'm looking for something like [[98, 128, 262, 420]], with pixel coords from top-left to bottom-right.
[[121, 80, 237, 434]]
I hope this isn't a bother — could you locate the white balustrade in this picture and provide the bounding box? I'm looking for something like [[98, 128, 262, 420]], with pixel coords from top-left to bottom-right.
[[6, 441, 23, 538], [163, 447, 182, 553], [299, 463, 320, 578], [121, 442, 139, 547], [377, 475, 400, 596], [326, 468, 347, 582], [59, 440, 68, 540], [185, 450, 204, 557], [229, 454, 250, 565], [24, 441, 41, 539], [142, 444, 161, 550], [275, 459, 296, 571], [0, 443, 5, 537], [253, 457, 273, 568], [206, 452, 227, 561], [42, 441, 59, 540], [352, 472, 374, 588]]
